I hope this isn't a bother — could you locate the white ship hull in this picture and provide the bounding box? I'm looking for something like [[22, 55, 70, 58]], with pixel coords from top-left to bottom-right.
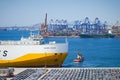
[[0, 43, 68, 67]]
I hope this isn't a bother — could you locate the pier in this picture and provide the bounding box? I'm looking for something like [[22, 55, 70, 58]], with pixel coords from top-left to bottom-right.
[[1, 68, 120, 80]]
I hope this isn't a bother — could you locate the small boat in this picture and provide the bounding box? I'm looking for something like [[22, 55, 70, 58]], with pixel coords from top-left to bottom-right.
[[74, 53, 83, 62], [74, 58, 82, 62]]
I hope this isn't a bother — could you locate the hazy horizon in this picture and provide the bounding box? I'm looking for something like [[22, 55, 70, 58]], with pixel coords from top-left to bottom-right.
[[0, 0, 120, 27]]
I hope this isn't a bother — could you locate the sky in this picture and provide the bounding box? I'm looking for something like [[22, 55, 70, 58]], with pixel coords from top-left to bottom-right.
[[0, 0, 120, 26]]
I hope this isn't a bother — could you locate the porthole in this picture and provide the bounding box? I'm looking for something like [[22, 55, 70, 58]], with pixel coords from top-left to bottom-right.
[[54, 53, 57, 55], [54, 59, 58, 62]]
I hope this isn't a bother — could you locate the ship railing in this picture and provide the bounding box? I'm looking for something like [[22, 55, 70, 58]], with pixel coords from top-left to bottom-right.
[[0, 41, 40, 45]]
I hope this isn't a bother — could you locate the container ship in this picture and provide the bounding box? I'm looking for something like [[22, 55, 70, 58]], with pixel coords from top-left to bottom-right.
[[79, 34, 115, 38]]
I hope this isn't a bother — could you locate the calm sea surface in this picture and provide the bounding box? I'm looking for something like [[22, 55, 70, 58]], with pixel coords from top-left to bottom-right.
[[0, 30, 120, 67]]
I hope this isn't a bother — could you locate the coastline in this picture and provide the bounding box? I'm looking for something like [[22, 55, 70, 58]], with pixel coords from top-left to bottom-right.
[[43, 35, 120, 38], [47, 36, 80, 38]]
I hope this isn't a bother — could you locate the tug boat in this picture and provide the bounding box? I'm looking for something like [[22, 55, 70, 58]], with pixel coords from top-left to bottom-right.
[[74, 53, 83, 62]]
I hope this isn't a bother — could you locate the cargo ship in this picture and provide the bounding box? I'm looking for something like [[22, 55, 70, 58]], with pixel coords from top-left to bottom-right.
[[0, 14, 68, 67], [79, 34, 115, 38], [0, 34, 68, 67]]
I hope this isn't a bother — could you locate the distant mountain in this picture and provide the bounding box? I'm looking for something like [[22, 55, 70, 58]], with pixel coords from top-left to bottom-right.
[[32, 23, 41, 28], [0, 23, 41, 31], [30, 23, 41, 30]]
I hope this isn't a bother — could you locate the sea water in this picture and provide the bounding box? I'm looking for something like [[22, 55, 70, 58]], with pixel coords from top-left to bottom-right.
[[0, 30, 120, 67]]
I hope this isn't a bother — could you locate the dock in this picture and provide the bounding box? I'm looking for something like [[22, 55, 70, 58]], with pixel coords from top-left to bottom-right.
[[0, 68, 120, 80]]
